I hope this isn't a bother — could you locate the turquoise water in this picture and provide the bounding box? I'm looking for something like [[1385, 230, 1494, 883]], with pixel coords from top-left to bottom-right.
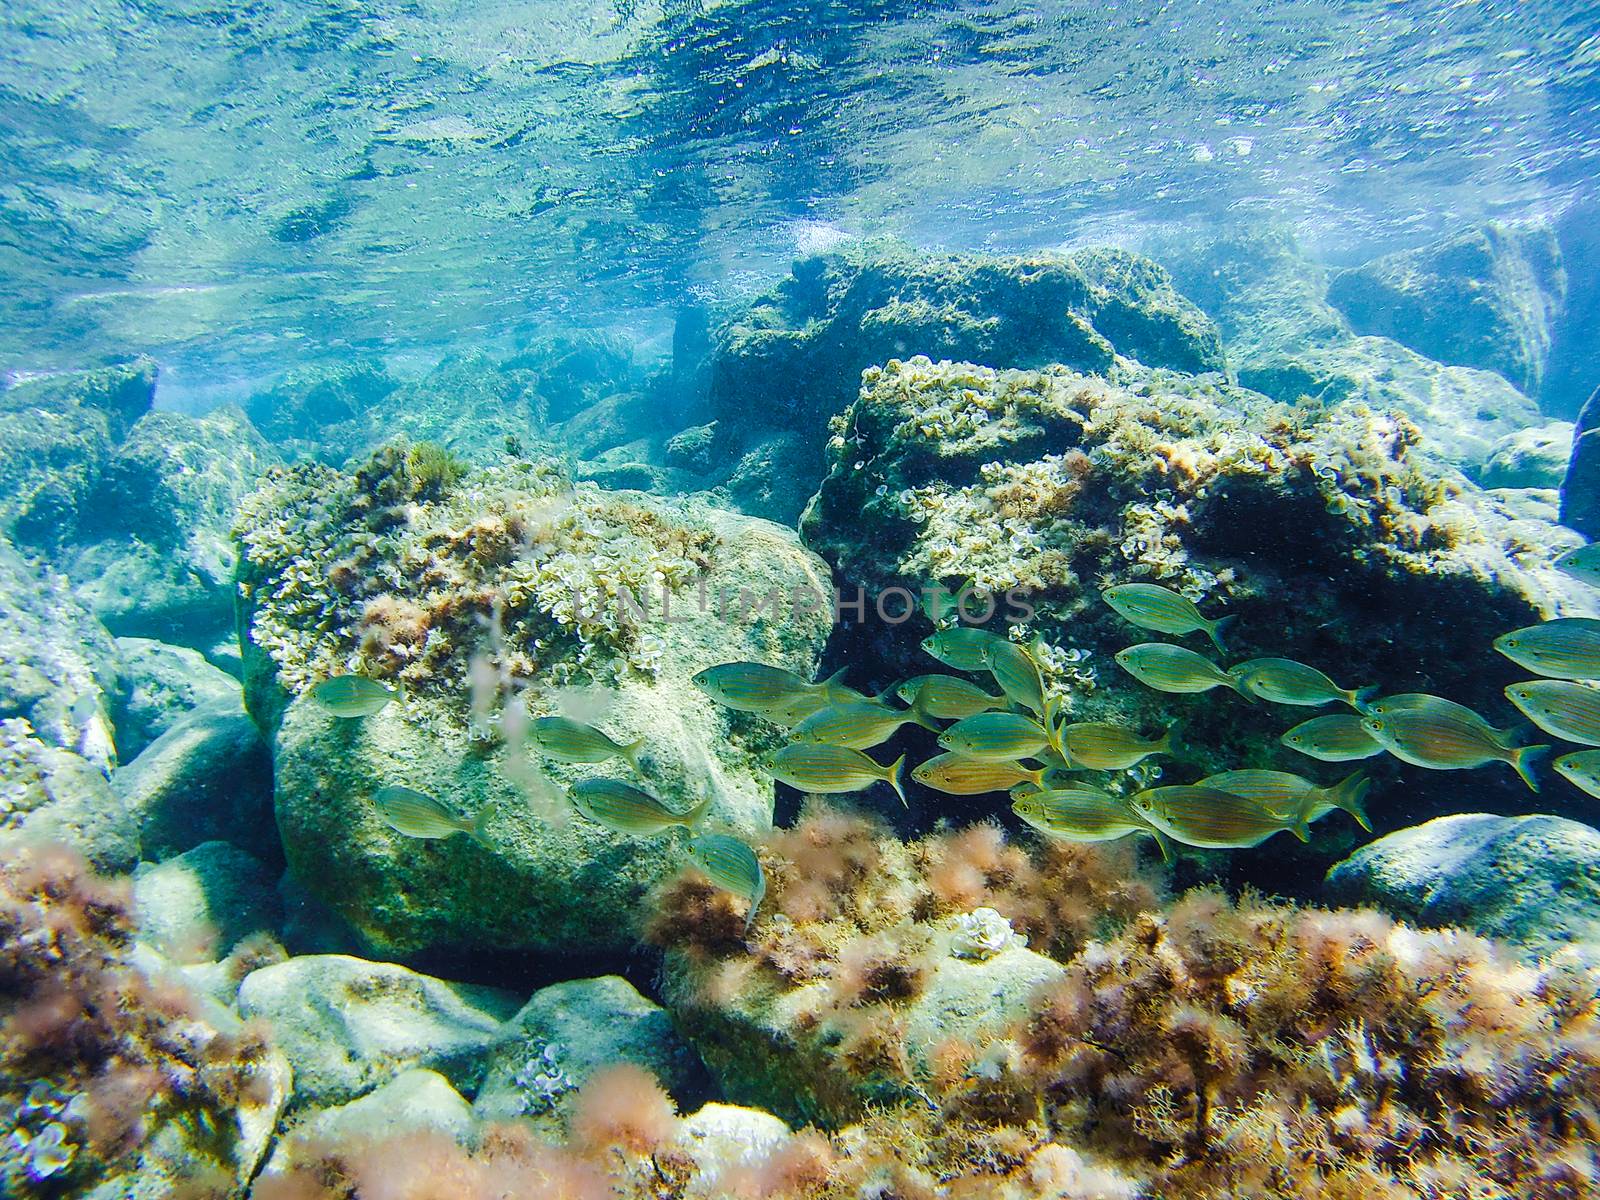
[[4, 4, 1600, 1199]]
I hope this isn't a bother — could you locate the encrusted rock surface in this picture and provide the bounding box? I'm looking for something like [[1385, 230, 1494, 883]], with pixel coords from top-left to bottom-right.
[[236, 447, 832, 958], [1325, 813, 1600, 966]]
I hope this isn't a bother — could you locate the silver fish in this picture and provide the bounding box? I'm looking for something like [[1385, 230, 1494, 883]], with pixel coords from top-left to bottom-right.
[[311, 675, 400, 718], [684, 833, 766, 929]]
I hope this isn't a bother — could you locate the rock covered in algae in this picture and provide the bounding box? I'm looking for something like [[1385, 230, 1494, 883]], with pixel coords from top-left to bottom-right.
[[1326, 221, 1566, 397], [1325, 812, 1600, 967], [1562, 383, 1600, 539], [702, 239, 1225, 519], [0, 358, 156, 549], [0, 717, 138, 871], [234, 445, 832, 957], [64, 403, 280, 646], [800, 355, 1591, 838], [1159, 227, 1544, 471], [1481, 420, 1576, 490]]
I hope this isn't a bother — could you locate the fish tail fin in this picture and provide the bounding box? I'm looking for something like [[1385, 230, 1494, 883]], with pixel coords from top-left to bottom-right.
[[1490, 720, 1531, 750], [468, 805, 494, 848], [1289, 817, 1312, 843], [1329, 772, 1373, 832], [1228, 672, 1257, 701], [1353, 694, 1381, 717], [622, 737, 647, 772], [1156, 726, 1180, 757], [888, 754, 909, 807], [1206, 614, 1238, 654], [1511, 743, 1550, 792], [821, 664, 852, 700], [681, 793, 714, 828], [743, 886, 765, 933], [1346, 684, 1381, 710]]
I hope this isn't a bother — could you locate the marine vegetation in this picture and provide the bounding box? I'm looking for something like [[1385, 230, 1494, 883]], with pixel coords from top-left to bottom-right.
[[0, 846, 282, 1197], [647, 802, 1600, 1200], [235, 442, 717, 702]]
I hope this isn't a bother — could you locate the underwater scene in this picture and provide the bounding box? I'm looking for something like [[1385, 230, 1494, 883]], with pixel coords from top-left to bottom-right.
[[5, 0, 1600, 1196]]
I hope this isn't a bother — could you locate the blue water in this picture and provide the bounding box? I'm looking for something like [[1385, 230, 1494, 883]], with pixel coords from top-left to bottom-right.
[[3, 0, 1597, 397]]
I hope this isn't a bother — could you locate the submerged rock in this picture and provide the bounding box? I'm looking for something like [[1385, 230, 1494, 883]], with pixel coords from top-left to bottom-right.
[[800, 356, 1590, 849], [1327, 222, 1567, 396], [112, 696, 274, 861], [1480, 421, 1576, 490], [1561, 384, 1600, 539], [1239, 336, 1542, 470], [235, 448, 831, 959], [705, 240, 1224, 520], [1158, 228, 1544, 473], [65, 404, 279, 645], [0, 358, 156, 549], [112, 636, 241, 759], [0, 537, 122, 772], [132, 840, 280, 964], [473, 975, 708, 1131], [1325, 813, 1600, 966], [0, 718, 138, 871], [236, 953, 522, 1108], [244, 361, 399, 447], [260, 1069, 476, 1180]]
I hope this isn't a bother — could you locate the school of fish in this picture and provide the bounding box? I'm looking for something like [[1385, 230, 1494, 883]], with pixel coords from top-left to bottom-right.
[[302, 543, 1600, 926]]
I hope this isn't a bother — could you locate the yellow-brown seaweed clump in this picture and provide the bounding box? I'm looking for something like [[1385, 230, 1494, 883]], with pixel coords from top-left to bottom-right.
[[234, 442, 717, 703], [644, 800, 1600, 1199], [0, 847, 284, 1197]]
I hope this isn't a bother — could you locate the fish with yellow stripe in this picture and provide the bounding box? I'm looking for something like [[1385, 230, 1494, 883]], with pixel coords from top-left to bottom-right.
[[371, 785, 489, 845], [913, 753, 1049, 795], [1102, 583, 1235, 653], [762, 743, 909, 805], [1494, 619, 1600, 680], [692, 662, 858, 723], [684, 833, 766, 930], [1130, 785, 1311, 847], [1505, 680, 1600, 747], [1115, 644, 1247, 696], [1060, 722, 1175, 770], [569, 778, 709, 836], [938, 711, 1051, 761], [529, 716, 645, 770], [1229, 658, 1376, 709], [791, 696, 937, 749], [311, 675, 401, 718], [1011, 787, 1174, 862], [921, 627, 1006, 672], [1280, 713, 1384, 762], [1200, 769, 1372, 832], [983, 639, 1048, 715], [895, 675, 1008, 720], [1360, 709, 1547, 791]]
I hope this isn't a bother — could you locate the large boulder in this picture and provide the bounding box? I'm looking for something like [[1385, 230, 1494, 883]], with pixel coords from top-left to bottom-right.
[[111, 636, 241, 759], [1238, 336, 1543, 472], [1561, 384, 1600, 538], [132, 841, 280, 964], [0, 718, 138, 871], [502, 329, 638, 424], [236, 448, 833, 960], [704, 240, 1224, 520], [799, 357, 1591, 861], [0, 537, 121, 772], [65, 405, 279, 644], [0, 358, 156, 549], [236, 954, 521, 1108], [112, 697, 274, 861], [1325, 814, 1600, 966], [1327, 222, 1567, 397], [473, 975, 708, 1131]]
